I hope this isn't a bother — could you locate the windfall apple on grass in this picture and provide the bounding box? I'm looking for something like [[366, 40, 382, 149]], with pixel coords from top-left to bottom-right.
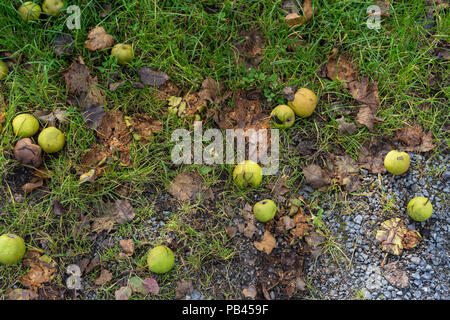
[[147, 245, 175, 274], [384, 150, 410, 175]]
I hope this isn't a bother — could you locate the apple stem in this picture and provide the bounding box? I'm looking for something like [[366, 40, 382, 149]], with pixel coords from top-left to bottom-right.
[[424, 198, 430, 206]]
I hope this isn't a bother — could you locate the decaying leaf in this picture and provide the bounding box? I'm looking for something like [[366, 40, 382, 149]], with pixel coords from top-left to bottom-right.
[[14, 138, 42, 168], [115, 286, 132, 300], [82, 104, 106, 129], [125, 114, 162, 145], [138, 67, 169, 87], [383, 262, 409, 289], [375, 218, 408, 255], [34, 109, 68, 126], [142, 278, 160, 295], [175, 280, 194, 299], [284, 0, 315, 26], [358, 137, 393, 174], [94, 269, 113, 286], [356, 106, 383, 132], [53, 34, 74, 57], [20, 251, 58, 290], [198, 77, 231, 105], [91, 199, 136, 233], [254, 230, 277, 254], [6, 288, 39, 300], [128, 277, 147, 295], [168, 171, 205, 202], [64, 57, 106, 110], [336, 116, 357, 135], [119, 239, 134, 257], [302, 164, 330, 189], [85, 26, 114, 51], [402, 230, 422, 249], [395, 126, 435, 152], [242, 285, 257, 299], [21, 177, 44, 193]]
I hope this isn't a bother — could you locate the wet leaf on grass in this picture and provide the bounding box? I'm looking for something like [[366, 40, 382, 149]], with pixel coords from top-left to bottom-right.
[[91, 199, 136, 233], [302, 164, 330, 189], [38, 285, 66, 300], [52, 199, 67, 216], [168, 171, 205, 202], [85, 26, 114, 51], [254, 230, 277, 255], [6, 289, 38, 300], [358, 137, 393, 174], [383, 262, 409, 288], [53, 35, 74, 57], [64, 57, 106, 110], [138, 67, 169, 87], [14, 138, 42, 168], [20, 250, 58, 290], [356, 106, 383, 132], [175, 280, 194, 299], [198, 77, 231, 105], [224, 226, 237, 239], [82, 104, 106, 129], [336, 116, 357, 135], [242, 285, 257, 299], [395, 126, 435, 152], [34, 109, 68, 126], [94, 269, 112, 286], [115, 286, 132, 300]]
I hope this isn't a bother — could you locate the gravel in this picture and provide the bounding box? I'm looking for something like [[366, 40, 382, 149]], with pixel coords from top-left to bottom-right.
[[304, 153, 449, 300]]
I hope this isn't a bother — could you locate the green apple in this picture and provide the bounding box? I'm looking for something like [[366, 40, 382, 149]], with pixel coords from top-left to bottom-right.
[[0, 61, 9, 80], [270, 105, 295, 129], [233, 160, 262, 189], [407, 197, 433, 222], [38, 127, 65, 153], [12, 113, 39, 138], [111, 44, 134, 65], [287, 88, 318, 118], [0, 234, 26, 265], [42, 0, 65, 16], [147, 245, 175, 274], [384, 150, 410, 175], [253, 199, 277, 223], [18, 2, 42, 22]]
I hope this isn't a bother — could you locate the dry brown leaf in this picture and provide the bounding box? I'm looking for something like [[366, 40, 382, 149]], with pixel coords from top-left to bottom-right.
[[358, 137, 393, 174], [168, 171, 203, 202], [395, 127, 435, 152], [254, 230, 277, 254], [198, 77, 231, 105], [34, 109, 68, 126], [91, 199, 135, 233], [383, 262, 409, 288], [302, 164, 330, 189], [85, 26, 114, 51], [138, 67, 169, 87], [126, 114, 162, 145], [242, 285, 257, 299], [21, 177, 44, 193], [336, 116, 357, 135], [119, 239, 134, 257], [6, 289, 39, 300], [20, 251, 58, 290], [64, 57, 106, 110], [243, 222, 257, 239], [402, 230, 422, 249], [175, 280, 194, 299], [94, 269, 112, 286]]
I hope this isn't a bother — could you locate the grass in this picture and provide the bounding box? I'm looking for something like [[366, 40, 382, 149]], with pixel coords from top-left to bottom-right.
[[0, 0, 448, 299]]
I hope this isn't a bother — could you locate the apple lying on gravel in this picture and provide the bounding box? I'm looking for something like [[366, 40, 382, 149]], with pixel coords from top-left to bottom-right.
[[12, 113, 39, 138], [0, 234, 26, 265], [147, 245, 175, 274], [407, 197, 433, 222], [253, 199, 277, 223], [18, 2, 42, 22], [384, 150, 410, 175], [233, 160, 262, 189], [287, 87, 318, 118], [38, 127, 65, 153], [270, 105, 295, 129], [42, 0, 65, 16], [0, 61, 9, 80], [111, 44, 134, 65]]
